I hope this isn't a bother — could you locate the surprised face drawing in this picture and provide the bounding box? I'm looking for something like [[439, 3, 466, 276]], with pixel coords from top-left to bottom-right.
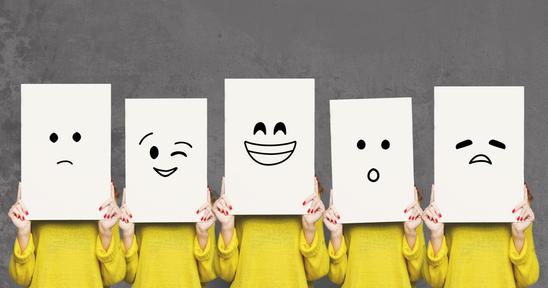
[[243, 121, 297, 166], [139, 132, 192, 178], [356, 138, 391, 182]]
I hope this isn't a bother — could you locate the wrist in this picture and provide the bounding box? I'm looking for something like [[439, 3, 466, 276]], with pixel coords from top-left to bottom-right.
[[17, 228, 30, 238], [196, 225, 209, 237], [99, 225, 113, 237], [430, 230, 444, 240], [331, 230, 343, 242], [512, 230, 525, 240]]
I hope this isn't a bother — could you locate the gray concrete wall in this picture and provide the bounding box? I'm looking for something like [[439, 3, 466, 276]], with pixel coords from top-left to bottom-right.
[[0, 1, 546, 287]]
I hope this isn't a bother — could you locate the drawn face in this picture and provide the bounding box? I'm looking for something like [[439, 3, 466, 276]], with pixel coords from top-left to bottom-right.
[[138, 132, 192, 178], [455, 138, 506, 165], [243, 121, 297, 166], [355, 138, 391, 182], [48, 131, 83, 166]]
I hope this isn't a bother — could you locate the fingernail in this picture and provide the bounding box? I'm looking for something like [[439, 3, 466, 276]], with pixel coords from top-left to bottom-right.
[[302, 201, 306, 206], [22, 216, 25, 220], [130, 214, 133, 218], [103, 214, 107, 218], [512, 209, 516, 213], [438, 213, 442, 218], [404, 209, 408, 213], [337, 215, 340, 219], [25, 211, 29, 215], [224, 211, 228, 216], [99, 207, 103, 211], [196, 210, 200, 214], [229, 205, 233, 210]]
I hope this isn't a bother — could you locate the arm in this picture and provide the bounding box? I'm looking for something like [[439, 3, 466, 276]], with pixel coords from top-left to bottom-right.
[[122, 234, 139, 284], [327, 233, 348, 285], [300, 219, 329, 281], [510, 226, 539, 287], [194, 226, 217, 283], [215, 227, 239, 282], [9, 233, 36, 287], [96, 225, 126, 286], [403, 223, 425, 282], [421, 185, 447, 288]]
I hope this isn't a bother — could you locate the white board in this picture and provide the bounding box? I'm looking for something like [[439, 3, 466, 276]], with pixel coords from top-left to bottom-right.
[[225, 79, 314, 215], [21, 84, 111, 220], [330, 98, 415, 223], [435, 87, 524, 223], [125, 99, 207, 222]]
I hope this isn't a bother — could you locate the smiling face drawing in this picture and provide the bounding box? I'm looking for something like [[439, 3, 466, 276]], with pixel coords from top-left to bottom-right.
[[244, 121, 297, 166], [356, 138, 391, 183], [455, 138, 506, 165], [49, 131, 82, 166], [139, 132, 192, 177]]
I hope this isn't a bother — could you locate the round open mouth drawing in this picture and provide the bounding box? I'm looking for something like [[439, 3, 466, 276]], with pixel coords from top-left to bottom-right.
[[153, 167, 178, 177], [244, 140, 297, 166], [367, 168, 380, 182], [468, 154, 492, 165], [56, 159, 74, 165]]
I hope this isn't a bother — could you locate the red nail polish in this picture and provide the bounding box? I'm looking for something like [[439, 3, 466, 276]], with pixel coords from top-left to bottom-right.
[[229, 205, 233, 210], [224, 211, 228, 216], [337, 215, 340, 219], [99, 207, 103, 211], [103, 214, 107, 218], [512, 209, 516, 213], [196, 210, 200, 214], [302, 201, 306, 206], [25, 211, 29, 215], [22, 216, 25, 220], [404, 209, 408, 213], [130, 214, 133, 218], [438, 213, 442, 218]]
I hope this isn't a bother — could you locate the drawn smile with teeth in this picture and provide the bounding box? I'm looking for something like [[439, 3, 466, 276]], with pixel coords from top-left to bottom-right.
[[468, 154, 492, 165], [455, 138, 506, 166], [153, 167, 178, 177], [244, 140, 297, 166]]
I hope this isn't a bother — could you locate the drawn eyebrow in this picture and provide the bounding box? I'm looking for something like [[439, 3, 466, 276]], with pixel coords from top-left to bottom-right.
[[174, 141, 193, 148], [139, 132, 153, 145], [489, 139, 506, 149], [455, 139, 473, 149]]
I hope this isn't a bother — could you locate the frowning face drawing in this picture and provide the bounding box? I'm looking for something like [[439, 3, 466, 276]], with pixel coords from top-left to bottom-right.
[[138, 132, 193, 177], [455, 138, 506, 165], [244, 121, 297, 166]]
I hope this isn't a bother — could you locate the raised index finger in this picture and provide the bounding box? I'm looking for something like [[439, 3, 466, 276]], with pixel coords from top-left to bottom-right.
[[430, 184, 435, 204], [329, 189, 334, 207]]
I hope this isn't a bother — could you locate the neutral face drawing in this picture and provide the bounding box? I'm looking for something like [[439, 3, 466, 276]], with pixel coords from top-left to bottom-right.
[[139, 132, 193, 177], [49, 131, 82, 166], [455, 138, 506, 165], [243, 121, 297, 166], [356, 138, 391, 183]]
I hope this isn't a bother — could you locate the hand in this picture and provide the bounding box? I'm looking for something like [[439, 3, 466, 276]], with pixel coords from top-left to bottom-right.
[[118, 188, 134, 249], [196, 187, 216, 234], [323, 189, 342, 238], [213, 177, 234, 246], [98, 182, 121, 250], [512, 184, 535, 238], [8, 183, 31, 236], [302, 177, 326, 227], [404, 186, 423, 234]]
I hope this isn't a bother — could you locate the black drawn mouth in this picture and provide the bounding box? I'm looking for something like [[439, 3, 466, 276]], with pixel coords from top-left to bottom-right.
[[468, 154, 492, 165], [367, 168, 380, 182], [153, 167, 178, 177], [56, 160, 74, 165], [244, 140, 297, 166]]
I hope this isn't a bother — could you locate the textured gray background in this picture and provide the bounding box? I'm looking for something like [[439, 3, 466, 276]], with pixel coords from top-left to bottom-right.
[[0, 1, 546, 287]]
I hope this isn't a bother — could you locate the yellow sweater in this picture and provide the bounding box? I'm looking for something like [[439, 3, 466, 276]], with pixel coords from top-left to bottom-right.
[[124, 224, 216, 288], [9, 222, 125, 288], [216, 216, 329, 288], [423, 224, 539, 288], [328, 223, 425, 287]]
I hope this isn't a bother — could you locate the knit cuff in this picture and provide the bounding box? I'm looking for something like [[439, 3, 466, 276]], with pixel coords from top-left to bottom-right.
[[194, 227, 214, 262], [300, 228, 322, 258], [96, 233, 117, 263], [217, 228, 238, 259], [328, 236, 347, 264], [427, 237, 447, 267], [12, 234, 35, 264]]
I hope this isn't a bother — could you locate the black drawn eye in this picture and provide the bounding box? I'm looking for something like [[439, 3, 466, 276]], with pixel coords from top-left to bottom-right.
[[50, 132, 58, 143], [253, 122, 267, 135], [381, 139, 390, 150], [455, 139, 473, 150], [273, 122, 286, 135], [488, 139, 506, 150], [357, 139, 366, 150], [171, 151, 187, 157], [72, 132, 81, 142], [149, 146, 159, 159]]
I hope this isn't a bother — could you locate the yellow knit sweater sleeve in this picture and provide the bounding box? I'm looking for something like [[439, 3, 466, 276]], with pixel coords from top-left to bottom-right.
[[123, 234, 139, 284], [95, 225, 126, 286], [9, 234, 36, 287], [423, 236, 449, 288], [509, 226, 539, 287], [299, 220, 329, 281], [193, 226, 217, 283], [216, 227, 240, 282], [402, 224, 425, 282], [327, 234, 348, 285]]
